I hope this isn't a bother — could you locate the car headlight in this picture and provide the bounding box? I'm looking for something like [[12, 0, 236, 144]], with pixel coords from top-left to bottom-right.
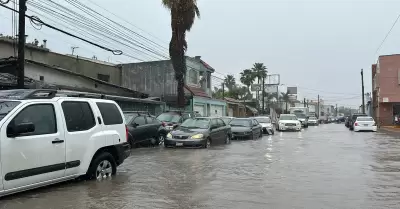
[[191, 134, 204, 139], [296, 123, 301, 126], [279, 123, 285, 126], [167, 133, 172, 138]]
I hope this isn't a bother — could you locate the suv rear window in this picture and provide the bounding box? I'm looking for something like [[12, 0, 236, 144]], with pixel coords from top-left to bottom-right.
[[97, 102, 123, 125], [62, 101, 95, 132]]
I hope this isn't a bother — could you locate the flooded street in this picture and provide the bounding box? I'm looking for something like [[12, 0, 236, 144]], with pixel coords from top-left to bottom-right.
[[1, 124, 400, 209]]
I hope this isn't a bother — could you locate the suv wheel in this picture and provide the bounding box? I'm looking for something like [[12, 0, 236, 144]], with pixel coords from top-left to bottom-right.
[[86, 152, 117, 180]]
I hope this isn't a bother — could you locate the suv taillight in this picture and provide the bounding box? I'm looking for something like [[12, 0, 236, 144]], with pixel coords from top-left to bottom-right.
[[354, 122, 358, 126], [125, 125, 129, 142]]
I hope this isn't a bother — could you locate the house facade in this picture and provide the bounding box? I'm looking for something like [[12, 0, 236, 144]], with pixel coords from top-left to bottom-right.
[[372, 54, 400, 126], [120, 56, 227, 117]]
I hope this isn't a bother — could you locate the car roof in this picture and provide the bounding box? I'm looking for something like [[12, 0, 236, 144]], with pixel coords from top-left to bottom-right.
[[356, 116, 373, 119], [232, 118, 251, 120]]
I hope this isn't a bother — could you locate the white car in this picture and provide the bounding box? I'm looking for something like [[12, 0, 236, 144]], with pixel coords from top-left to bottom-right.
[[253, 116, 274, 135], [353, 116, 377, 132], [277, 114, 301, 131], [0, 89, 130, 197], [308, 116, 319, 126]]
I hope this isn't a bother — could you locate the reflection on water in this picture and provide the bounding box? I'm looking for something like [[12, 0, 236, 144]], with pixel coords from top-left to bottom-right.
[[1, 125, 400, 209]]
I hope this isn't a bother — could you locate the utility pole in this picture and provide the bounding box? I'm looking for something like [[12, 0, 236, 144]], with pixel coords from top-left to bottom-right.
[[304, 98, 306, 107], [222, 83, 225, 99], [262, 76, 265, 114], [17, 0, 27, 88], [336, 104, 338, 116], [361, 69, 365, 114], [317, 95, 320, 118]]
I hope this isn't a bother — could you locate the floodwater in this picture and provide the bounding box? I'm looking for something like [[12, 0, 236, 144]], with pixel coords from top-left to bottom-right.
[[1, 124, 400, 209]]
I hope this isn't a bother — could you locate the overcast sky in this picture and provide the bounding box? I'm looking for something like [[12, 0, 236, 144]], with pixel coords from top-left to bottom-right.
[[1, 0, 400, 108]]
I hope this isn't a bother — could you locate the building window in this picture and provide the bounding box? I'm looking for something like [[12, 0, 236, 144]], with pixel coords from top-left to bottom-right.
[[39, 76, 44, 81], [97, 73, 110, 82], [188, 69, 198, 84]]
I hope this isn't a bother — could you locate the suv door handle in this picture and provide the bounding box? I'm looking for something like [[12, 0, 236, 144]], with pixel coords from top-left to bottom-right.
[[52, 139, 64, 144]]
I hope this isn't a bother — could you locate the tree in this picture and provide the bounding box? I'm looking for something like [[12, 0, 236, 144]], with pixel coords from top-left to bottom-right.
[[240, 69, 255, 94], [162, 0, 200, 107], [251, 63, 267, 105], [224, 74, 236, 91], [281, 92, 290, 113]]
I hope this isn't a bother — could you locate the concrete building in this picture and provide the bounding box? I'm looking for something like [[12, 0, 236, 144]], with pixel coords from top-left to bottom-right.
[[372, 54, 400, 126], [0, 36, 122, 86], [120, 56, 227, 117]]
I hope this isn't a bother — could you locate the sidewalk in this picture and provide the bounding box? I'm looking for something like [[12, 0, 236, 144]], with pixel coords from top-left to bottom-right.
[[380, 126, 400, 135]]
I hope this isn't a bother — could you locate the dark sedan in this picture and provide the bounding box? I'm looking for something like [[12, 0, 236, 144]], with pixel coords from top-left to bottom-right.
[[165, 117, 231, 148], [230, 118, 262, 140]]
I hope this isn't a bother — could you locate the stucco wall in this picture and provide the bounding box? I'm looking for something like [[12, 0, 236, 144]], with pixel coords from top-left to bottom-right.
[[0, 39, 121, 86], [378, 55, 400, 103]]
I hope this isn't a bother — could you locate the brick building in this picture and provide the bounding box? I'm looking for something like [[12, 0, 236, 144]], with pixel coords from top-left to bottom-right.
[[372, 54, 400, 126]]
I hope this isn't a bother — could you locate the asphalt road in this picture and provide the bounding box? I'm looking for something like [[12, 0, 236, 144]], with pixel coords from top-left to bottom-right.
[[1, 124, 400, 209]]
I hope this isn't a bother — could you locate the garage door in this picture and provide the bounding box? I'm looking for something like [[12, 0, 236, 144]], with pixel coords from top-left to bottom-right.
[[210, 105, 224, 117], [194, 104, 205, 116]]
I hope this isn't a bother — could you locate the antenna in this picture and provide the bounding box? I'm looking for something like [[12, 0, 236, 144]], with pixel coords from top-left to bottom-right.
[[71, 46, 79, 55]]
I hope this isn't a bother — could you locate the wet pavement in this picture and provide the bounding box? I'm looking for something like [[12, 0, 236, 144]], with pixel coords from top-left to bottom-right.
[[1, 124, 400, 209]]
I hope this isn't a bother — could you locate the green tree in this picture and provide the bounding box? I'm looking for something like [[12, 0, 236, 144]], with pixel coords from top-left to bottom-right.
[[162, 0, 200, 107], [240, 69, 255, 94], [281, 91, 290, 113], [251, 63, 268, 103], [224, 74, 236, 91]]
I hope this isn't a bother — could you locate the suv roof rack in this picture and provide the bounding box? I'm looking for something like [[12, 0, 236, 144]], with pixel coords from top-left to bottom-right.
[[124, 111, 151, 116]]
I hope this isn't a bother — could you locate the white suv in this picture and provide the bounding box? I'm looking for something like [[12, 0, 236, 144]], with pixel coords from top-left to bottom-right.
[[0, 89, 130, 197]]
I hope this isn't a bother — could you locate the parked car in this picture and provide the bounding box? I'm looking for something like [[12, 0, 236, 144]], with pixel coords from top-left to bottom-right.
[[308, 116, 319, 126], [349, 113, 368, 131], [345, 116, 350, 127], [156, 111, 200, 132], [165, 117, 231, 148], [277, 114, 302, 131], [124, 111, 167, 148], [221, 116, 235, 125], [253, 116, 274, 135], [230, 118, 262, 139], [353, 116, 377, 132], [0, 89, 130, 197], [293, 112, 309, 128]]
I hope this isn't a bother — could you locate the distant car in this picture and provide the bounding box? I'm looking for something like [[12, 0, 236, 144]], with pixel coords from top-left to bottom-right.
[[165, 117, 231, 148], [230, 118, 262, 140], [294, 113, 309, 128], [277, 114, 301, 131], [124, 111, 167, 148], [349, 113, 368, 131], [221, 117, 235, 125], [308, 116, 319, 126], [353, 116, 377, 132], [345, 116, 350, 127], [253, 116, 274, 135], [156, 111, 200, 132]]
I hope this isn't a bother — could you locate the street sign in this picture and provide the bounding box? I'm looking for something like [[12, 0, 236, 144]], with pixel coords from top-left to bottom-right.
[[265, 74, 280, 85], [287, 87, 298, 94], [251, 84, 261, 91], [265, 85, 278, 93]]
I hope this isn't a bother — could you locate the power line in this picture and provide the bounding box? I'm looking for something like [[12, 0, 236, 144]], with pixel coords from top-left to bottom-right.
[[375, 13, 400, 54]]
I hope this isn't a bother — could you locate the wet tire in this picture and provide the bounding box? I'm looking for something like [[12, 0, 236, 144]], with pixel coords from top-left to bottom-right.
[[259, 130, 262, 138], [225, 135, 231, 144], [204, 138, 211, 148], [86, 152, 117, 180]]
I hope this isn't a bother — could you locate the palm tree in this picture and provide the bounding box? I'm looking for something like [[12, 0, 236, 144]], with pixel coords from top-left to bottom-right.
[[281, 92, 290, 113], [162, 0, 200, 107], [240, 69, 255, 95], [224, 74, 236, 91], [251, 63, 267, 102]]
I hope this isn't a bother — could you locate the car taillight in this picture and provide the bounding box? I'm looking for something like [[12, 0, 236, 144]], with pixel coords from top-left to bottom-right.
[[125, 125, 129, 142], [162, 122, 166, 127], [354, 122, 358, 126]]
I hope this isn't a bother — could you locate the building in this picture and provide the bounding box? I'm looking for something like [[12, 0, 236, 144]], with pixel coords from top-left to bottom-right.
[[372, 54, 400, 126], [120, 56, 227, 116], [225, 97, 246, 117]]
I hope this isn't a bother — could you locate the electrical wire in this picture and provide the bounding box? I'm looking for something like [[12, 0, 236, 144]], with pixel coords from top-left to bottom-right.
[[375, 13, 400, 54]]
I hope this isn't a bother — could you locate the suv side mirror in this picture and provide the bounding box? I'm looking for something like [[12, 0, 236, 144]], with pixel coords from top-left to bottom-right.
[[7, 122, 35, 137]]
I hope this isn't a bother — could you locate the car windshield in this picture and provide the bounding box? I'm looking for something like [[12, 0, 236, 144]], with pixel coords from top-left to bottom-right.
[[123, 113, 138, 124], [255, 117, 271, 123], [229, 119, 251, 127], [180, 118, 210, 129], [156, 113, 181, 123], [0, 101, 21, 122], [221, 118, 233, 124], [280, 115, 298, 120], [295, 113, 306, 119], [357, 117, 374, 121]]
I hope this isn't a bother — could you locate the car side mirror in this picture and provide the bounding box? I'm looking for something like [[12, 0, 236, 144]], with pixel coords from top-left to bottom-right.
[[132, 123, 138, 128], [7, 122, 35, 137]]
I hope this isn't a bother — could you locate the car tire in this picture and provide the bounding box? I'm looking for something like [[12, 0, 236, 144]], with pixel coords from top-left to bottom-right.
[[204, 138, 211, 148], [225, 135, 231, 144], [250, 132, 254, 140], [86, 152, 117, 180], [259, 130, 262, 138]]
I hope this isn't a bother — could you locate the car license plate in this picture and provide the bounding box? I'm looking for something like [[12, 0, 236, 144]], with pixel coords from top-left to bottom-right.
[[364, 124, 368, 127], [176, 142, 183, 146]]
